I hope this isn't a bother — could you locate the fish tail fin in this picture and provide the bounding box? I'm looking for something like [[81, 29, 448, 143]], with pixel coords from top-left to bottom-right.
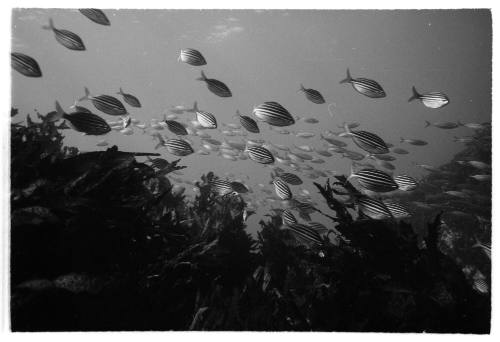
[[298, 83, 305, 92], [196, 71, 206, 81], [339, 68, 351, 84], [192, 101, 198, 112], [408, 86, 420, 102], [343, 122, 351, 133], [53, 101, 65, 122], [117, 87, 124, 95], [79, 87, 91, 102], [42, 18, 54, 30], [424, 120, 431, 128]]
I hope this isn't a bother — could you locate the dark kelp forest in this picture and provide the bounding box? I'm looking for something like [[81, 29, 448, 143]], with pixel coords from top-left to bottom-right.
[[10, 110, 490, 332]]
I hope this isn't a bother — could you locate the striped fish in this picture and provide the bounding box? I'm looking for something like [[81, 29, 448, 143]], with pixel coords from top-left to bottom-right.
[[79, 9, 110, 26], [154, 134, 194, 156], [147, 157, 169, 169], [299, 84, 325, 104], [42, 19, 85, 51], [282, 210, 297, 226], [197, 71, 231, 97], [246, 146, 275, 164], [165, 120, 188, 135], [383, 201, 412, 219], [79, 87, 127, 116], [307, 222, 329, 235], [71, 105, 92, 114], [196, 110, 218, 128], [340, 68, 386, 98], [273, 178, 293, 200], [253, 102, 295, 127], [472, 278, 489, 294], [393, 175, 418, 191], [178, 48, 207, 66], [292, 200, 317, 214], [210, 179, 234, 196], [11, 52, 42, 77], [230, 181, 249, 193], [117, 88, 141, 108], [356, 197, 393, 220], [349, 168, 398, 193], [237, 110, 260, 133], [287, 223, 323, 246], [52, 101, 110, 135], [408, 86, 449, 109], [472, 238, 491, 260], [342, 124, 389, 154], [277, 172, 303, 185]]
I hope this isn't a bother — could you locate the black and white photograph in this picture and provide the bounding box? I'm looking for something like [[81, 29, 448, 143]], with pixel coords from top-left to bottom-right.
[[3, 1, 495, 335]]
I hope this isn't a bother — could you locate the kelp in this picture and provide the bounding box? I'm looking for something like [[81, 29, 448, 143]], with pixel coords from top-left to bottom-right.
[[10, 110, 489, 332]]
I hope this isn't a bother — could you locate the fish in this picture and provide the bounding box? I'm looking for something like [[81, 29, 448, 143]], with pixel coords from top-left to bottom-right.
[[295, 131, 316, 139], [42, 18, 85, 51], [467, 161, 490, 170], [236, 110, 260, 133], [444, 191, 469, 199], [383, 201, 412, 219], [273, 178, 293, 200], [79, 9, 110, 26], [178, 48, 207, 66], [472, 238, 491, 259], [342, 150, 365, 161], [282, 210, 298, 225], [147, 157, 170, 169], [408, 86, 449, 109], [51, 101, 111, 135], [310, 158, 325, 164], [252, 102, 295, 127], [231, 181, 249, 194], [390, 147, 409, 155], [307, 222, 329, 235], [120, 127, 133, 135], [400, 138, 428, 146], [276, 172, 303, 185], [246, 146, 275, 164], [197, 71, 232, 97], [294, 152, 313, 161], [458, 121, 488, 130], [342, 124, 389, 154], [78, 87, 127, 116], [287, 223, 323, 246], [11, 52, 42, 77], [154, 134, 194, 156], [470, 174, 491, 182], [320, 133, 348, 147], [424, 121, 459, 129], [196, 110, 218, 129], [210, 179, 234, 196], [96, 140, 108, 147], [117, 88, 141, 108], [349, 168, 398, 193], [369, 154, 396, 161], [472, 278, 489, 294], [299, 84, 325, 104], [315, 149, 333, 157], [300, 117, 320, 124], [356, 197, 393, 220], [393, 175, 418, 191], [453, 136, 476, 143], [165, 120, 188, 136], [294, 144, 314, 152], [340, 68, 386, 98]]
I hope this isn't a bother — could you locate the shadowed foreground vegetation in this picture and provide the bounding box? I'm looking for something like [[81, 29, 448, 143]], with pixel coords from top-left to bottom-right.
[[10, 113, 490, 332]]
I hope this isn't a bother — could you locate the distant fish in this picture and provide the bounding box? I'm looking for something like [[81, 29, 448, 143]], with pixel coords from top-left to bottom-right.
[[299, 84, 325, 104], [400, 137, 428, 146], [117, 87, 141, 108], [408, 86, 449, 109], [96, 140, 108, 147], [197, 71, 231, 97], [315, 149, 333, 157], [273, 177, 293, 200], [42, 18, 85, 51], [79, 87, 127, 116], [453, 136, 476, 143], [253, 102, 295, 127], [11, 52, 42, 77], [236, 110, 260, 133], [458, 121, 488, 130], [196, 110, 218, 129], [179, 48, 207, 66], [340, 68, 386, 98], [349, 168, 398, 193], [383, 201, 412, 219], [467, 161, 490, 170], [342, 123, 389, 154], [165, 120, 188, 135], [369, 154, 396, 161], [444, 191, 469, 199], [295, 131, 316, 139], [390, 147, 409, 155], [282, 210, 298, 225], [470, 174, 491, 182], [299, 117, 319, 124], [294, 144, 314, 152], [52, 101, 111, 135], [424, 121, 458, 129], [320, 133, 348, 148], [357, 197, 392, 220], [79, 9, 110, 26], [246, 146, 275, 164], [393, 175, 418, 191]]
